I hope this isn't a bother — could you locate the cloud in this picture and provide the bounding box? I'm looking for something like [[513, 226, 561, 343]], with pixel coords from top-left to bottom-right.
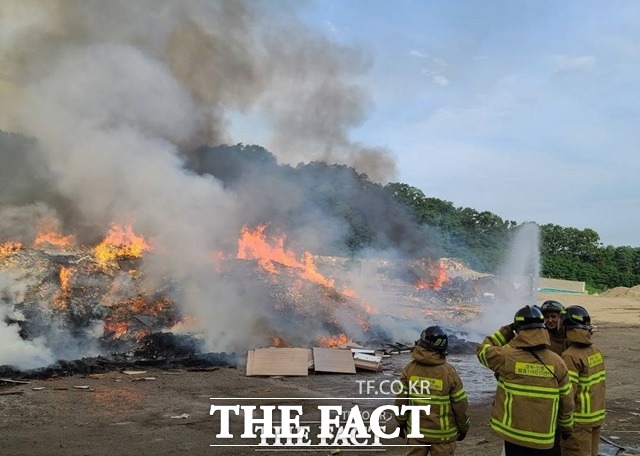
[[555, 55, 596, 72], [420, 57, 448, 85], [409, 49, 428, 58], [432, 75, 449, 86]]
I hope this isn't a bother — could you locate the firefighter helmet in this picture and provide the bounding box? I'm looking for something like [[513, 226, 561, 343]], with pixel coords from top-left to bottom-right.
[[560, 305, 591, 330], [513, 305, 545, 331], [418, 326, 448, 354], [540, 300, 564, 314]]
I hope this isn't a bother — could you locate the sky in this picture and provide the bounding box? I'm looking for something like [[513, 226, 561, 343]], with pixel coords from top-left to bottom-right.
[[245, 0, 640, 247], [1, 1, 638, 248]]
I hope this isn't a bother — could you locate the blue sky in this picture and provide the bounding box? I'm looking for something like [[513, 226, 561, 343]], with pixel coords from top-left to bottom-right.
[[286, 0, 640, 247]]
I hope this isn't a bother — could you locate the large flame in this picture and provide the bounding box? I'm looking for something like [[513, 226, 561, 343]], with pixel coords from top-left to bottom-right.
[[237, 225, 335, 288], [415, 260, 448, 291], [94, 224, 151, 267]]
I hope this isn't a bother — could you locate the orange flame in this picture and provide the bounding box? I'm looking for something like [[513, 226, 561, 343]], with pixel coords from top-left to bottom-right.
[[0, 242, 22, 257], [53, 266, 75, 310], [129, 296, 171, 316], [317, 333, 351, 348], [237, 225, 335, 288], [415, 260, 448, 291], [103, 320, 130, 339], [94, 224, 151, 267], [34, 231, 75, 249]]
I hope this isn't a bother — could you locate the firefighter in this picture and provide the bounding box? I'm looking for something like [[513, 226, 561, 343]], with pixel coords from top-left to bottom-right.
[[477, 305, 574, 456], [560, 306, 605, 456], [395, 326, 470, 456], [540, 300, 567, 356]]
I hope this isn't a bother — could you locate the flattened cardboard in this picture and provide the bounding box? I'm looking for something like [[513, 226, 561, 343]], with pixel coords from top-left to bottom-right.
[[246, 348, 310, 376], [312, 348, 356, 374]]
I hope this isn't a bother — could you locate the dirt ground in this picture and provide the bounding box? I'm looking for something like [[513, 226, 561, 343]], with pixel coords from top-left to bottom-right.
[[2, 293, 640, 455]]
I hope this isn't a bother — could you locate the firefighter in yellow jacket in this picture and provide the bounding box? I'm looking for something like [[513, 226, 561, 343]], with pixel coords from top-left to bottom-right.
[[477, 305, 574, 455], [395, 326, 470, 456], [560, 306, 605, 456], [540, 300, 568, 356]]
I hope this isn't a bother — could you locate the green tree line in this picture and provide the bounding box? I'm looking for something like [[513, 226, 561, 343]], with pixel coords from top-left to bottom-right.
[[386, 182, 640, 292], [2, 131, 636, 292]]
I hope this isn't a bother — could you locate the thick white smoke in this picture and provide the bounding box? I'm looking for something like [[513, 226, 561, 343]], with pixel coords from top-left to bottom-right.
[[0, 0, 400, 368]]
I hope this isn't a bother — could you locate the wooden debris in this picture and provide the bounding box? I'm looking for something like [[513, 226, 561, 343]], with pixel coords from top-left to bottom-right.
[[0, 378, 31, 384], [246, 348, 310, 376], [122, 370, 147, 375], [349, 349, 376, 355], [313, 348, 356, 374], [353, 352, 382, 372], [73, 385, 90, 389], [338, 342, 363, 350], [0, 390, 25, 396]]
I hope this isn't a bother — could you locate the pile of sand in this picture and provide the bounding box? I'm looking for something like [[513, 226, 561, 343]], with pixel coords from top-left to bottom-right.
[[601, 285, 640, 300]]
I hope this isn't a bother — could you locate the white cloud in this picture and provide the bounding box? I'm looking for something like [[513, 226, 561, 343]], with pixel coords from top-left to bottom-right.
[[432, 75, 449, 86], [555, 55, 596, 72], [409, 49, 428, 58]]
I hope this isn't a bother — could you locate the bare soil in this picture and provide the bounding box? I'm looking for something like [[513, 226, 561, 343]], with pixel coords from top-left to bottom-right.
[[2, 293, 640, 455]]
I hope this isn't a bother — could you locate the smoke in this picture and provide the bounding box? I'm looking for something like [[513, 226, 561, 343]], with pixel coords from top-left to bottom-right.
[[0, 0, 408, 368], [0, 272, 55, 369], [0, 0, 396, 181]]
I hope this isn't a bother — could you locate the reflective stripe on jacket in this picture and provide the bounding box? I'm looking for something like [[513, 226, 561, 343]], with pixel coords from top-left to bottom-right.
[[477, 326, 574, 450], [395, 345, 470, 443], [562, 328, 606, 427]]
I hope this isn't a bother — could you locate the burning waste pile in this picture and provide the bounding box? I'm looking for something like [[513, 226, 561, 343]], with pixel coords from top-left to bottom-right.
[[0, 219, 490, 378], [0, 223, 237, 378], [0, 0, 514, 378]]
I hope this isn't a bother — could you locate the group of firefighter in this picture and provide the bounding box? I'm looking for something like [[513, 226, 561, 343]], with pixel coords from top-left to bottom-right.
[[395, 300, 605, 456]]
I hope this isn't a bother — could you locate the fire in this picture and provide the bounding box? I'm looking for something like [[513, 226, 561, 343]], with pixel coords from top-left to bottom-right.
[[53, 266, 75, 310], [129, 296, 171, 315], [0, 242, 22, 257], [103, 320, 130, 339], [34, 231, 75, 249], [317, 333, 350, 348], [237, 225, 339, 290], [94, 224, 151, 267], [415, 260, 448, 291]]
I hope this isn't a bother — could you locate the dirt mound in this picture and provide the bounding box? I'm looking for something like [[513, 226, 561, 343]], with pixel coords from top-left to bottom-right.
[[601, 285, 640, 300]]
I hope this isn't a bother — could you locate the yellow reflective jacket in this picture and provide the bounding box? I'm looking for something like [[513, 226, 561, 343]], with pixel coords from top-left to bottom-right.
[[562, 328, 606, 427], [477, 326, 574, 450], [395, 345, 470, 443]]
